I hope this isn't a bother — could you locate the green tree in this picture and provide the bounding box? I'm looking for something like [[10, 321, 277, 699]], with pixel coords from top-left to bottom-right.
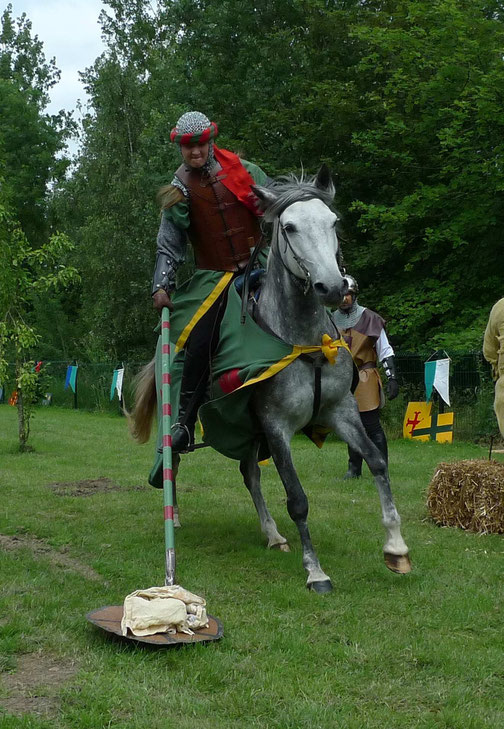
[[324, 0, 504, 349], [55, 0, 345, 359], [0, 179, 79, 450], [56, 54, 161, 361], [0, 4, 80, 384], [57, 0, 504, 357], [0, 5, 74, 243]]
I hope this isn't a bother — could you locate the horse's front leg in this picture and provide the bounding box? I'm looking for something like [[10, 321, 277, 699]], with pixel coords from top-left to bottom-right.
[[239, 450, 290, 551], [328, 395, 411, 574], [261, 423, 332, 593]]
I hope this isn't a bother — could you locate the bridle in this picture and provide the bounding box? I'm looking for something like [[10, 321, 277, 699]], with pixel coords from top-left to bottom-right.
[[271, 196, 327, 296], [275, 220, 313, 296], [239, 196, 340, 322]]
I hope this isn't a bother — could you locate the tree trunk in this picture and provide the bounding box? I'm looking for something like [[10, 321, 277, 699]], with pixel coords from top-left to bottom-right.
[[17, 389, 30, 452]]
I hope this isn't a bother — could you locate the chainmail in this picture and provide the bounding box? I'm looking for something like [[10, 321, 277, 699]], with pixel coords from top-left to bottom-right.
[[331, 300, 366, 330], [173, 111, 211, 136], [171, 111, 217, 188], [171, 176, 189, 197]]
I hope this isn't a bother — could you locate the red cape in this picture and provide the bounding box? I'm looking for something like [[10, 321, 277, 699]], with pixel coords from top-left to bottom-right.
[[213, 146, 262, 217]]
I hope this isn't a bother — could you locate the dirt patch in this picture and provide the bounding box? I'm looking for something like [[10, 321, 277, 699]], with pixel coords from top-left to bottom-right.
[[47, 477, 145, 497], [0, 534, 101, 581], [0, 653, 78, 718]]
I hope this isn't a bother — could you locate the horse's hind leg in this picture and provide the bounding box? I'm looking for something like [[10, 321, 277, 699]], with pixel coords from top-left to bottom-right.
[[239, 451, 289, 551], [329, 396, 411, 574], [260, 426, 332, 592]]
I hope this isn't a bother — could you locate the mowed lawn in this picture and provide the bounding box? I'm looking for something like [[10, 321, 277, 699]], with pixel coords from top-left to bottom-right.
[[0, 406, 503, 729]]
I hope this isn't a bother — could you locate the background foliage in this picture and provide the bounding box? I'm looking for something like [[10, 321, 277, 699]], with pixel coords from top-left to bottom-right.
[[2, 0, 504, 363]]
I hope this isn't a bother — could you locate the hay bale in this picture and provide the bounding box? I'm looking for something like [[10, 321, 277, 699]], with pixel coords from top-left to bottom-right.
[[427, 460, 504, 534]]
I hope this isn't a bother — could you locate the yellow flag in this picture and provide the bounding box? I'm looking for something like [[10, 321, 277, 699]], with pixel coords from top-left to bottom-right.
[[403, 401, 454, 443]]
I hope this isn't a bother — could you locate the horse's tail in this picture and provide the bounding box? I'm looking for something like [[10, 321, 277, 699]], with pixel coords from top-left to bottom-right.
[[127, 357, 157, 443]]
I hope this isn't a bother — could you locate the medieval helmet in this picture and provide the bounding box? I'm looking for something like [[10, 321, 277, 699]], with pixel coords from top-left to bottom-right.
[[170, 111, 218, 145], [345, 274, 359, 297]]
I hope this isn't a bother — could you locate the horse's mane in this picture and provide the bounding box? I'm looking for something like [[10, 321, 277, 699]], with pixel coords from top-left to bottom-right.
[[262, 173, 336, 223]]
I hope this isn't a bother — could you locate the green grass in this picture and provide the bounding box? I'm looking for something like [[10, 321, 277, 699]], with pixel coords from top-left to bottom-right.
[[1, 406, 503, 728]]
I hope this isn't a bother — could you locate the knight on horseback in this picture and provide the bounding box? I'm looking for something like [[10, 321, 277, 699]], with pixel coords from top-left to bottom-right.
[[151, 111, 270, 455], [134, 164, 412, 588]]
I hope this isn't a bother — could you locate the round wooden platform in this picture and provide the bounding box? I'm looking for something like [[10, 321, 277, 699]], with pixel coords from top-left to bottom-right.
[[86, 605, 223, 646]]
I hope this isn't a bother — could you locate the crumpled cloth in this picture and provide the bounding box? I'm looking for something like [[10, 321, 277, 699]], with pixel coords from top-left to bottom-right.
[[121, 585, 209, 637]]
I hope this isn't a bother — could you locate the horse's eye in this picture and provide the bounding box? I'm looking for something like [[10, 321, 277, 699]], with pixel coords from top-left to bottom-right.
[[283, 223, 296, 233]]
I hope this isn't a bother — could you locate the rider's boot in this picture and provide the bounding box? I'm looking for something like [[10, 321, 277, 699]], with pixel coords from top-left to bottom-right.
[[343, 446, 362, 479], [171, 352, 208, 454], [170, 422, 193, 454]]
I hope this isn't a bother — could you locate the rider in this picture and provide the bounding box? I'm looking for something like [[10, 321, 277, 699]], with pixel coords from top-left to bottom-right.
[[332, 275, 399, 478], [151, 111, 270, 454]]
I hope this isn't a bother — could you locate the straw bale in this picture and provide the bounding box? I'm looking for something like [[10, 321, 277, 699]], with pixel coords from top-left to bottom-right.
[[427, 460, 504, 534]]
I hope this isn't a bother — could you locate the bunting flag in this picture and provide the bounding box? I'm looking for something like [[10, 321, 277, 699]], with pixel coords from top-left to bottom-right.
[[65, 365, 78, 393], [425, 358, 450, 405], [9, 390, 18, 407], [403, 401, 454, 443], [34, 360, 43, 373], [110, 367, 125, 401]]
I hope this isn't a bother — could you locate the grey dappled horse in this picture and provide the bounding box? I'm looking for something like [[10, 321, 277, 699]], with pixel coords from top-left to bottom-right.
[[133, 166, 411, 592]]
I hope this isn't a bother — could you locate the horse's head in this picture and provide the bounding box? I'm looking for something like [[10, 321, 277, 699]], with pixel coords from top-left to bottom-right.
[[253, 165, 347, 308]]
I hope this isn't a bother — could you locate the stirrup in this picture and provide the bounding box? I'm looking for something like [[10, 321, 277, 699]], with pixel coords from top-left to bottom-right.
[[171, 423, 193, 454]]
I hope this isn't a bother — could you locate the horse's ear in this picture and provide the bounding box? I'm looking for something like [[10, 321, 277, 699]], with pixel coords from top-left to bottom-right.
[[315, 164, 334, 194], [251, 185, 278, 211]]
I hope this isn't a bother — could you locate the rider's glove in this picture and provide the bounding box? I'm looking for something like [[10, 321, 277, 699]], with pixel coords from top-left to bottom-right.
[[382, 356, 399, 401]]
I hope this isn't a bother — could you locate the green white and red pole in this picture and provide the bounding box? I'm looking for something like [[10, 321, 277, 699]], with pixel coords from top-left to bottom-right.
[[161, 306, 176, 586]]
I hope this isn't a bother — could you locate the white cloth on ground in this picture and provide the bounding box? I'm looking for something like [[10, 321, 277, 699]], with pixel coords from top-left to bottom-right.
[[121, 585, 209, 637]]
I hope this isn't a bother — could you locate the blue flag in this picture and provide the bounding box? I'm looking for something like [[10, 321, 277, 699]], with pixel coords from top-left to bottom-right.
[[110, 367, 124, 401], [110, 370, 118, 400], [65, 365, 78, 393]]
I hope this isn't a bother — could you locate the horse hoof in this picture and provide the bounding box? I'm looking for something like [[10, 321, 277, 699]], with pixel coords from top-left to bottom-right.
[[308, 579, 333, 594], [384, 552, 412, 574], [270, 542, 290, 552]]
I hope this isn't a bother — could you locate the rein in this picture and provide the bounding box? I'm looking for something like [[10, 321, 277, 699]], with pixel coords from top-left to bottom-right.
[[240, 233, 266, 325], [239, 194, 351, 423], [263, 197, 343, 421], [276, 223, 312, 296], [271, 195, 321, 296], [240, 197, 319, 324]]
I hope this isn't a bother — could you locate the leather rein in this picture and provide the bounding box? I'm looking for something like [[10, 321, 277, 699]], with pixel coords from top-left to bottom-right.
[[240, 198, 342, 421], [240, 197, 317, 324], [275, 220, 312, 296]]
